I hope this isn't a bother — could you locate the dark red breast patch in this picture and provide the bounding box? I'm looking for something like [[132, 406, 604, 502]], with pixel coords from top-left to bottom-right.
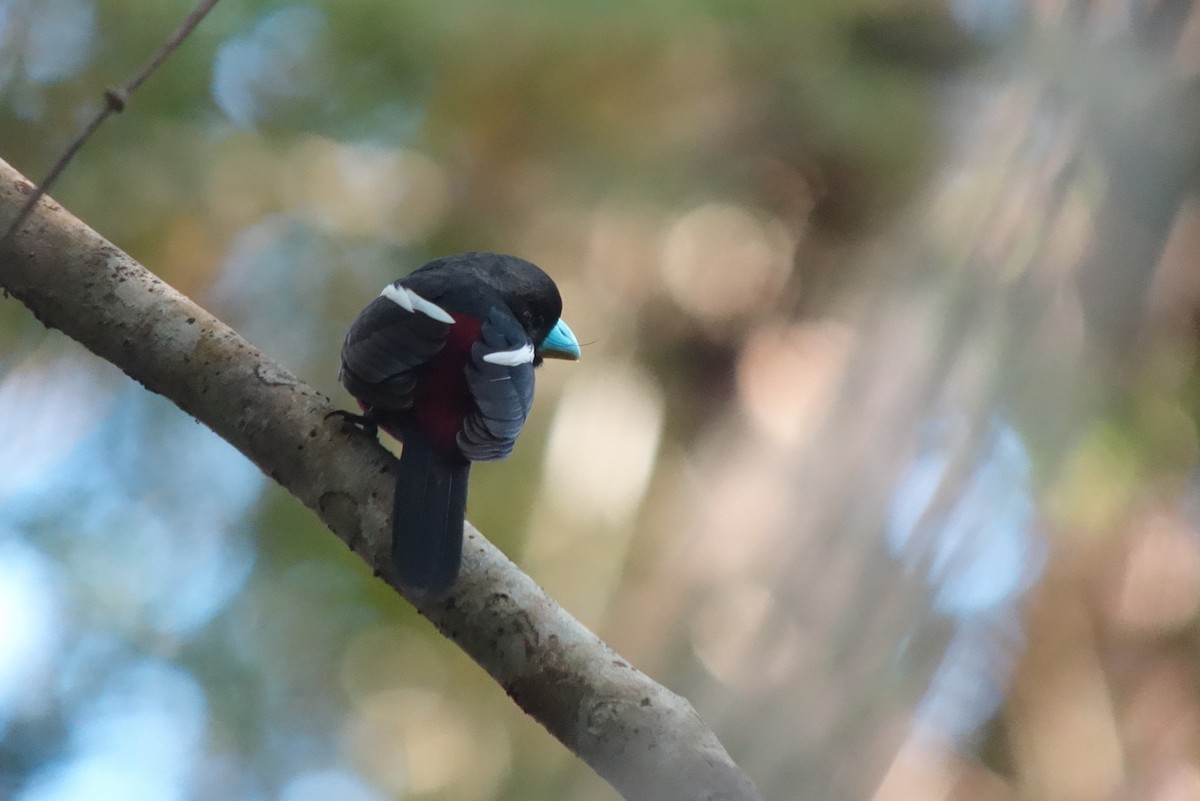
[[411, 312, 483, 456]]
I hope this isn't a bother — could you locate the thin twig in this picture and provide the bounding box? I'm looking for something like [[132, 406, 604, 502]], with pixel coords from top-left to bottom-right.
[[0, 0, 222, 247]]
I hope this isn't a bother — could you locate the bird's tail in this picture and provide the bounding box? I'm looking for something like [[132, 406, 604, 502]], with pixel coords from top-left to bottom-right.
[[392, 434, 469, 597]]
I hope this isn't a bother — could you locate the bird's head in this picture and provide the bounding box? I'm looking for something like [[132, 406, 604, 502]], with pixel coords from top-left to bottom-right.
[[452, 252, 581, 363]]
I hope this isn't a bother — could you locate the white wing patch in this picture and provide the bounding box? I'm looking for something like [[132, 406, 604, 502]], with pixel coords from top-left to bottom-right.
[[482, 343, 535, 366], [381, 284, 455, 324]]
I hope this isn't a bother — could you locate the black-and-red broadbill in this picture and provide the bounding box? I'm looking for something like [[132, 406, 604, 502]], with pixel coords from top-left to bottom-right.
[[338, 252, 580, 596]]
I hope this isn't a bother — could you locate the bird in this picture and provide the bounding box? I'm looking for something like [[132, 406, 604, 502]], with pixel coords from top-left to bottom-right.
[[337, 252, 580, 597]]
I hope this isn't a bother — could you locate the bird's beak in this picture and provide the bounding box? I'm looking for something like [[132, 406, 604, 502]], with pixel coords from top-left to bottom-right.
[[539, 318, 581, 361]]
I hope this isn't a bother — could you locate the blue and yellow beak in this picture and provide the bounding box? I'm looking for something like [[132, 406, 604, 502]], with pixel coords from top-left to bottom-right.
[[539, 318, 581, 361]]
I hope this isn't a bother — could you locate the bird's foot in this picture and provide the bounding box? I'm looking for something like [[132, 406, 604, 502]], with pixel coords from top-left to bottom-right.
[[325, 409, 378, 436]]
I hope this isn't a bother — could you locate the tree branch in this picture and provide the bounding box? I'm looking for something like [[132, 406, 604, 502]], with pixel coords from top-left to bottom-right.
[[0, 156, 760, 801]]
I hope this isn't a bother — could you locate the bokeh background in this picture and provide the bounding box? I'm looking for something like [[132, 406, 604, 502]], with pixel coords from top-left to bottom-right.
[[2, 0, 1200, 799]]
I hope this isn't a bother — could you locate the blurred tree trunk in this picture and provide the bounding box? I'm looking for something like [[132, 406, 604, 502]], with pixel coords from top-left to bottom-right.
[[629, 2, 1200, 799]]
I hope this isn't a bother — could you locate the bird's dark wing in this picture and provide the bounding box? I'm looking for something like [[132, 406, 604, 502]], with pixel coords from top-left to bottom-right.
[[339, 294, 450, 411], [458, 306, 536, 461]]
